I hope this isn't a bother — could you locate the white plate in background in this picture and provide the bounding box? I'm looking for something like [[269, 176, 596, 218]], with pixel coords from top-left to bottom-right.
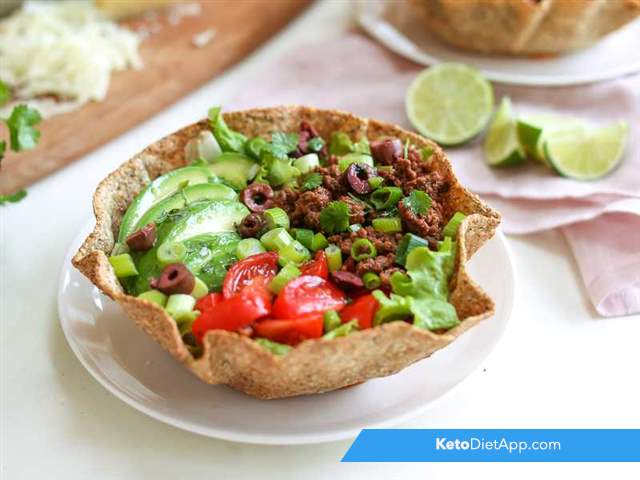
[[356, 0, 640, 86], [59, 220, 515, 445]]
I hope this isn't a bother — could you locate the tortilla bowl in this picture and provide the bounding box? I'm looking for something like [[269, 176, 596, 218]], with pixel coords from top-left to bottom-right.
[[72, 106, 501, 399]]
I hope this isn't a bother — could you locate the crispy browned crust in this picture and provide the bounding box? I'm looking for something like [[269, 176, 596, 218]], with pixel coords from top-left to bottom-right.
[[409, 0, 640, 55], [72, 106, 501, 399]]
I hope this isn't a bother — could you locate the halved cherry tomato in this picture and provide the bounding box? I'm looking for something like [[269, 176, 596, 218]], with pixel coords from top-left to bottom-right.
[[253, 314, 324, 345], [193, 281, 272, 342], [222, 251, 278, 299], [339, 294, 379, 329], [195, 292, 223, 313], [300, 250, 329, 279], [271, 275, 346, 319]]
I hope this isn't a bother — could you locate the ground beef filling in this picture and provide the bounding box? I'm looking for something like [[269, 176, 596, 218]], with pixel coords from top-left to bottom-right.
[[270, 144, 450, 284]]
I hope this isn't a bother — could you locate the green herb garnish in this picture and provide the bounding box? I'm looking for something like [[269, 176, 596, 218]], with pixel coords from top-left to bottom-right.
[[6, 104, 41, 152], [402, 190, 432, 216], [319, 200, 350, 233], [307, 136, 325, 153], [300, 172, 323, 191], [0, 140, 5, 163], [0, 189, 27, 205]]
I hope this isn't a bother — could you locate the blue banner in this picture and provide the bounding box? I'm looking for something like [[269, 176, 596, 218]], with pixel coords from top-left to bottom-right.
[[342, 429, 640, 462]]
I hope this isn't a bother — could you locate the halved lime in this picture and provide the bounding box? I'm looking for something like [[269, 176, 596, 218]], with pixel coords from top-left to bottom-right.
[[544, 121, 628, 180], [518, 115, 585, 165], [406, 63, 494, 146], [483, 97, 526, 167]]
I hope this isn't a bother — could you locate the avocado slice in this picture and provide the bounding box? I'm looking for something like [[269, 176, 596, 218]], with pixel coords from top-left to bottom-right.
[[118, 166, 210, 242], [160, 199, 249, 246], [130, 232, 240, 295], [132, 183, 237, 234], [206, 153, 259, 190]]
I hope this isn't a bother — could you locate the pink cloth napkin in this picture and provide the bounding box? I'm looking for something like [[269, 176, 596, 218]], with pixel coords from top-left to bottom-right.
[[230, 34, 640, 317]]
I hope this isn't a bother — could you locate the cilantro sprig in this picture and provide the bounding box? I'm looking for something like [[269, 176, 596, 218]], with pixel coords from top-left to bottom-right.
[[6, 105, 41, 152], [0, 80, 43, 206], [402, 190, 432, 216], [319, 200, 350, 233], [0, 190, 27, 206], [300, 172, 322, 191]]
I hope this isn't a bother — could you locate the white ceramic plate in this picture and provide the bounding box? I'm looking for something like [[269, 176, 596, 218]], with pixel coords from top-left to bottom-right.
[[59, 221, 514, 445], [355, 1, 640, 86]]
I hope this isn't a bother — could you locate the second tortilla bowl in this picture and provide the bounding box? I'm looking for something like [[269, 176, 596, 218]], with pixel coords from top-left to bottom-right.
[[72, 105, 501, 399]]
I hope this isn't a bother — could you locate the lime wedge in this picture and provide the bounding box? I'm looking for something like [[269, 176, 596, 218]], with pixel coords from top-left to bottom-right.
[[518, 115, 585, 165], [544, 121, 628, 180], [483, 97, 526, 167], [406, 63, 494, 146]]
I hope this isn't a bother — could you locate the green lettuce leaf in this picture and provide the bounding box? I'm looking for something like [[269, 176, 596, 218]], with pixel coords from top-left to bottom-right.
[[208, 106, 247, 153], [382, 240, 459, 330]]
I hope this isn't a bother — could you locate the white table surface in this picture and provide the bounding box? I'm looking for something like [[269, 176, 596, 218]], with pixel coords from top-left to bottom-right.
[[2, 1, 639, 478]]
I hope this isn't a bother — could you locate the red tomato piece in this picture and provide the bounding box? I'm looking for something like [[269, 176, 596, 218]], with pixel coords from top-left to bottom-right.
[[192, 282, 272, 343], [253, 314, 324, 345], [222, 251, 278, 299], [271, 275, 346, 319], [195, 292, 223, 313], [339, 294, 379, 330], [299, 250, 329, 279]]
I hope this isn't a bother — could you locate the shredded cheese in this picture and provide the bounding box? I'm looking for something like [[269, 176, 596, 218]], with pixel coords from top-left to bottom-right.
[[0, 0, 142, 108]]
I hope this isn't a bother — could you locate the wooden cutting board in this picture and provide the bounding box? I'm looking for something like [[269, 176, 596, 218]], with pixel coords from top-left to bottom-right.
[[0, 0, 312, 195]]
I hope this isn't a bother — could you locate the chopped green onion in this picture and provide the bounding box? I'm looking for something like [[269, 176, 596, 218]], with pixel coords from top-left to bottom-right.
[[293, 228, 314, 250], [137, 289, 167, 307], [368, 176, 384, 190], [269, 262, 301, 293], [109, 253, 138, 277], [236, 238, 266, 259], [421, 146, 434, 162], [157, 241, 186, 266], [403, 138, 410, 159], [329, 132, 353, 156], [325, 244, 342, 272], [442, 212, 467, 238], [178, 313, 199, 335], [307, 137, 325, 153], [293, 153, 320, 173], [190, 277, 209, 300], [362, 272, 381, 290], [264, 207, 290, 230], [260, 227, 294, 251], [322, 319, 358, 340], [389, 271, 412, 294], [323, 310, 342, 333], [279, 240, 311, 265], [349, 223, 362, 233], [376, 166, 393, 173], [372, 290, 411, 326], [165, 294, 196, 321], [338, 154, 374, 173], [254, 338, 292, 356], [395, 233, 430, 267], [370, 186, 403, 210], [351, 238, 377, 261], [311, 232, 329, 251], [372, 217, 402, 233]]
